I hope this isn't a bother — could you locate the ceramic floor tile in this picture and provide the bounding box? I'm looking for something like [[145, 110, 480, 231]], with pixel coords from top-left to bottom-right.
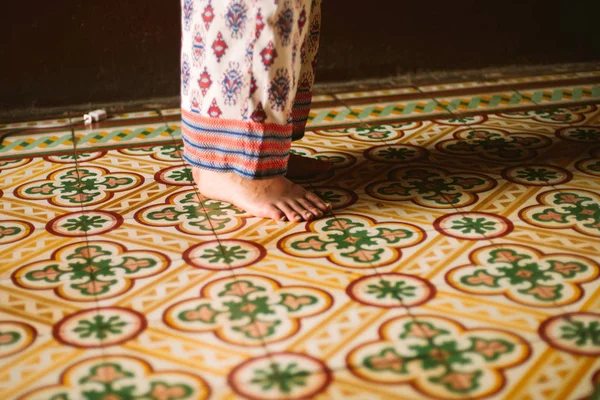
[[515, 84, 600, 107], [73, 143, 187, 180], [449, 174, 557, 216], [341, 311, 540, 399], [442, 239, 599, 314], [335, 86, 421, 101], [0, 116, 75, 130], [13, 345, 219, 400], [1, 154, 83, 193], [2, 72, 600, 399], [345, 98, 453, 125], [315, 367, 448, 399], [560, 145, 600, 176], [312, 93, 338, 102], [492, 103, 600, 128], [0, 127, 76, 160], [0, 343, 105, 399], [0, 228, 93, 281], [93, 289, 276, 361], [433, 90, 537, 115], [307, 105, 358, 129], [512, 185, 600, 242], [72, 120, 177, 152]]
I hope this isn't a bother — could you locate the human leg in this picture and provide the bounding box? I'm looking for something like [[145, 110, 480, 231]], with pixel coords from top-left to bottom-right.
[[180, 0, 329, 221]]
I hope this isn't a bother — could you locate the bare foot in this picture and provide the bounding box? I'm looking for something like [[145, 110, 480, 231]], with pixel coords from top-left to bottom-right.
[[286, 153, 334, 179], [193, 167, 331, 222]]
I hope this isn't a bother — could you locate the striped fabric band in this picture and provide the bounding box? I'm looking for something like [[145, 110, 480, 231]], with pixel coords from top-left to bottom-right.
[[181, 109, 292, 179], [291, 90, 313, 140]]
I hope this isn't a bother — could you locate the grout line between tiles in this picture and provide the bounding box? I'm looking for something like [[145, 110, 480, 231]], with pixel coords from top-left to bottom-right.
[[156, 109, 279, 362], [430, 89, 596, 317], [69, 112, 110, 360]]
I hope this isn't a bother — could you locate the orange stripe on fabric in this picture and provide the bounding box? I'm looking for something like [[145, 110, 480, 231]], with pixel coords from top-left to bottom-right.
[[181, 125, 290, 153], [181, 109, 291, 136], [184, 144, 288, 171]]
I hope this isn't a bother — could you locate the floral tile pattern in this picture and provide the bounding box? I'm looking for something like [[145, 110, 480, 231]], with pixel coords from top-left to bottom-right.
[[1, 72, 600, 399]]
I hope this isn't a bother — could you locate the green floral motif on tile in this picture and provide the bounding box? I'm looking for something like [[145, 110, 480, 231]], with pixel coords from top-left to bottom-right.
[[540, 313, 600, 356], [54, 152, 101, 163], [0, 224, 23, 240], [366, 279, 416, 301], [440, 128, 550, 161], [138, 190, 248, 235], [15, 241, 168, 301], [23, 245, 157, 297], [341, 126, 397, 140], [0, 158, 27, 168], [165, 167, 193, 183], [61, 215, 108, 233], [514, 167, 559, 183], [350, 315, 528, 398], [199, 244, 249, 265], [290, 217, 414, 264], [515, 108, 577, 123], [148, 194, 238, 231], [448, 244, 598, 307], [280, 214, 424, 268], [177, 280, 317, 340], [460, 248, 587, 302], [364, 332, 487, 393], [323, 124, 411, 142], [250, 362, 310, 393], [564, 128, 599, 142], [72, 315, 127, 341], [28, 170, 133, 204], [367, 167, 492, 207], [0, 330, 21, 346], [503, 106, 596, 124], [560, 319, 600, 347], [125, 144, 184, 160], [166, 275, 331, 345], [376, 147, 417, 161], [77, 363, 193, 400], [531, 192, 600, 232], [23, 356, 208, 400], [16, 167, 141, 207], [450, 216, 497, 235], [445, 116, 479, 124], [313, 189, 342, 204]]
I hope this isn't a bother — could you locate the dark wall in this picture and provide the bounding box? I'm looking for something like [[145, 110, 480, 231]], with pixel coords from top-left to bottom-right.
[[2, 1, 598, 110]]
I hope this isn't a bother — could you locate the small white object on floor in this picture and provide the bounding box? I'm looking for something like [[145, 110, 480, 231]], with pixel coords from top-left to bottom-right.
[[83, 109, 107, 125]]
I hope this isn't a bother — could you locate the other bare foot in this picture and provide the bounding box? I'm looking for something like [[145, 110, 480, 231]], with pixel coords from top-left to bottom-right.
[[286, 153, 334, 179], [192, 167, 331, 222]]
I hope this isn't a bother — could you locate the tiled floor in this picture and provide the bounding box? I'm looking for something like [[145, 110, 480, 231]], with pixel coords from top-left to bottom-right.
[[1, 70, 600, 399]]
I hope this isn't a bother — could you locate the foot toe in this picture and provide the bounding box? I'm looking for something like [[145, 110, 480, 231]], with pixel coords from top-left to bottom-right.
[[298, 198, 322, 218], [305, 191, 331, 212], [278, 202, 304, 222], [287, 199, 314, 221], [264, 205, 285, 221]]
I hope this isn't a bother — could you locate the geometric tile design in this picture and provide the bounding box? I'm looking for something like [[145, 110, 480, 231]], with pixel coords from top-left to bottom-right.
[[347, 314, 530, 399], [446, 244, 599, 307], [1, 72, 599, 399]]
